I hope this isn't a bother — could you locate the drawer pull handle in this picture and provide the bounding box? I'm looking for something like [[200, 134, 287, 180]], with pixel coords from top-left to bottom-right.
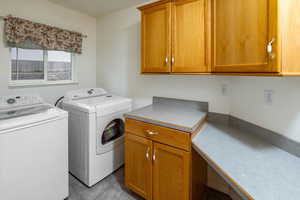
[[146, 130, 159, 135], [146, 147, 150, 160]]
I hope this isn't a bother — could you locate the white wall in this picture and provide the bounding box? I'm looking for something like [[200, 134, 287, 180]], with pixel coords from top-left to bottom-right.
[[96, 6, 231, 113], [2, 1, 298, 142], [96, 5, 300, 143], [230, 77, 300, 142], [0, 0, 97, 104]]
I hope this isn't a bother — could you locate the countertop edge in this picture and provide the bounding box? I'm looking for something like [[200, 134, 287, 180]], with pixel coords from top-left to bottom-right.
[[124, 112, 207, 133], [192, 128, 254, 200]]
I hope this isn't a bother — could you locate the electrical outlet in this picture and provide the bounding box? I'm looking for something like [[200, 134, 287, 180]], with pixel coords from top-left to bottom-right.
[[264, 89, 274, 105], [221, 84, 228, 96]]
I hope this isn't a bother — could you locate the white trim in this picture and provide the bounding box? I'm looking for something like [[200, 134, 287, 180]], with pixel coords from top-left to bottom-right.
[[8, 80, 79, 87], [16, 48, 19, 80], [71, 53, 78, 82], [44, 50, 48, 81], [8, 48, 12, 84]]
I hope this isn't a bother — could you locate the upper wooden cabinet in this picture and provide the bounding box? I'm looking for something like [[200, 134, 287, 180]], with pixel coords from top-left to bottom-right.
[[280, 0, 300, 76], [140, 2, 172, 73], [172, 0, 211, 73], [212, 0, 278, 73], [138, 0, 300, 76], [139, 0, 210, 73]]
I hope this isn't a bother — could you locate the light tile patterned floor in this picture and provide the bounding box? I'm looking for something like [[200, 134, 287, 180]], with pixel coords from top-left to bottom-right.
[[68, 167, 143, 200]]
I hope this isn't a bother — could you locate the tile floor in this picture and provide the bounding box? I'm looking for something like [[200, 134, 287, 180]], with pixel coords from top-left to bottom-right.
[[68, 167, 143, 200]]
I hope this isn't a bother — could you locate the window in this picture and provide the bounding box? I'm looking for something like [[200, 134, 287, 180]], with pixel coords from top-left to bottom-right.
[[10, 48, 76, 86]]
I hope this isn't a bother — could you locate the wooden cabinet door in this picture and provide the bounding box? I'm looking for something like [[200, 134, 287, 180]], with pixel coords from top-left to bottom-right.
[[212, 0, 279, 73], [125, 134, 152, 200], [172, 0, 211, 73], [141, 2, 172, 73], [152, 142, 190, 200]]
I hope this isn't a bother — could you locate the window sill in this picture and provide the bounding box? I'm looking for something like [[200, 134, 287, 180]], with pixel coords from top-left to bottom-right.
[[8, 80, 79, 88]]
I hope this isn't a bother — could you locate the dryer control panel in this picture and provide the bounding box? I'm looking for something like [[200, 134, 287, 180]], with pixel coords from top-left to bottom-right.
[[64, 88, 108, 101], [0, 95, 43, 110]]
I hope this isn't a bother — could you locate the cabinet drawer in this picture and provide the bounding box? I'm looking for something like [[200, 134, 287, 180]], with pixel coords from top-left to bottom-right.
[[125, 118, 191, 151]]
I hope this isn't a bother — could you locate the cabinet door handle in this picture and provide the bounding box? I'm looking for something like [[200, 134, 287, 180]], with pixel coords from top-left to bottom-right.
[[146, 130, 159, 135], [267, 38, 276, 60], [171, 57, 175, 64], [153, 150, 156, 161], [165, 57, 169, 64], [146, 147, 150, 160]]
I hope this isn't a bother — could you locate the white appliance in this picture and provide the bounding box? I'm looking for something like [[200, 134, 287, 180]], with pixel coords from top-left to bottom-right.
[[0, 95, 69, 200], [61, 88, 132, 187]]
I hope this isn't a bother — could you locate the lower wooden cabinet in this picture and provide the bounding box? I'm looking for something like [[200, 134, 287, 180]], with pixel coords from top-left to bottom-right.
[[153, 142, 190, 200], [125, 118, 193, 200], [125, 134, 153, 200]]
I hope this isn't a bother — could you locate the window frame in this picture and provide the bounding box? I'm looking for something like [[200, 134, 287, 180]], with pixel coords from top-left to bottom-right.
[[9, 48, 78, 87]]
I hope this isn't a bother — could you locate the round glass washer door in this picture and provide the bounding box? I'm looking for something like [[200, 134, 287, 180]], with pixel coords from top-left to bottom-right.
[[101, 118, 124, 145]]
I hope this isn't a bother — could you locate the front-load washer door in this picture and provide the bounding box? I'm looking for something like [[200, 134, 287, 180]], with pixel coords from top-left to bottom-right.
[[96, 112, 125, 155]]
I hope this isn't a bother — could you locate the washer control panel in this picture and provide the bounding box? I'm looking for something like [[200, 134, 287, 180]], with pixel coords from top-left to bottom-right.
[[0, 95, 43, 109]]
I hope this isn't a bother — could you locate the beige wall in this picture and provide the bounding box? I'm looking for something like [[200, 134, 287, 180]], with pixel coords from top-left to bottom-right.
[[0, 0, 97, 104]]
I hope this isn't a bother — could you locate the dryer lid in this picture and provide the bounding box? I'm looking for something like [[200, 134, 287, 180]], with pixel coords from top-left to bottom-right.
[[62, 95, 132, 115]]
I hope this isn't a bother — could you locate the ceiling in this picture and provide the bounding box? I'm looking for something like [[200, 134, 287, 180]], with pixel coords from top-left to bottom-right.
[[49, 0, 151, 17]]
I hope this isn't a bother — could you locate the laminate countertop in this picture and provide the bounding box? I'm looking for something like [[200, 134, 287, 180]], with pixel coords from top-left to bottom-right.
[[192, 119, 300, 200], [124, 97, 208, 133], [124, 97, 300, 200]]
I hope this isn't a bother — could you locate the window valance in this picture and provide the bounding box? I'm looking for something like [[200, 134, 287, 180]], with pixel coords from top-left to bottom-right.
[[4, 15, 83, 54]]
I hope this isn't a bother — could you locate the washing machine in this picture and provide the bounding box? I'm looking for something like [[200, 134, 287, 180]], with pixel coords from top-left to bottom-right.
[[61, 88, 132, 187], [0, 95, 68, 200]]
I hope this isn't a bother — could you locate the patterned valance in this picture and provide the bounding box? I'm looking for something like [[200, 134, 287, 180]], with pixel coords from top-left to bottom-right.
[[4, 16, 83, 54]]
